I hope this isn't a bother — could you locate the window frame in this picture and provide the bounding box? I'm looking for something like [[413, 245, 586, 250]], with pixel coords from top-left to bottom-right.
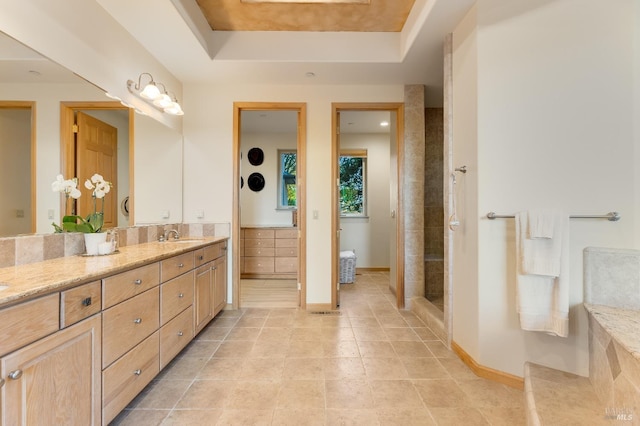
[[277, 149, 297, 209], [339, 149, 367, 217]]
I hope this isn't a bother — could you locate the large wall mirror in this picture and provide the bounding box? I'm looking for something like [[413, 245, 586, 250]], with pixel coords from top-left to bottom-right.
[[0, 31, 183, 237]]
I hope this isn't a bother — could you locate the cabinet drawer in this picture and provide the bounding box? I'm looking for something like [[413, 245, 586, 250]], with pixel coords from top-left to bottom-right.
[[275, 247, 297, 257], [244, 247, 275, 257], [102, 287, 159, 368], [195, 242, 227, 267], [60, 281, 102, 328], [102, 331, 160, 425], [275, 257, 297, 273], [244, 238, 275, 249], [0, 294, 59, 357], [102, 263, 159, 309], [161, 251, 195, 282], [275, 238, 297, 248], [160, 306, 194, 369], [275, 228, 297, 239], [244, 257, 275, 273], [244, 229, 274, 239], [160, 270, 194, 325]]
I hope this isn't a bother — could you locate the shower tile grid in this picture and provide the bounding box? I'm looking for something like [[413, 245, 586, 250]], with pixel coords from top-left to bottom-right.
[[111, 271, 524, 426]]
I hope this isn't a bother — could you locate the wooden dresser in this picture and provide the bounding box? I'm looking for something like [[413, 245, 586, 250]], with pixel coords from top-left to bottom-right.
[[240, 227, 298, 279]]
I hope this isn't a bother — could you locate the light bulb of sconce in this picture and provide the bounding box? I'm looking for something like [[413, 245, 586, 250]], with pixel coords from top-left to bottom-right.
[[140, 82, 161, 100], [164, 102, 184, 116], [153, 93, 173, 108]]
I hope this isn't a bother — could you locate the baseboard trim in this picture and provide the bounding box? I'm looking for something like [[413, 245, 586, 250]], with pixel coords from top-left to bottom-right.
[[451, 341, 524, 390], [355, 267, 390, 273], [306, 303, 333, 311]]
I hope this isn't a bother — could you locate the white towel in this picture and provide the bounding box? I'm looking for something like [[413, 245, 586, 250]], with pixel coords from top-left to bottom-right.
[[527, 209, 554, 239], [520, 209, 562, 277], [516, 210, 569, 337]]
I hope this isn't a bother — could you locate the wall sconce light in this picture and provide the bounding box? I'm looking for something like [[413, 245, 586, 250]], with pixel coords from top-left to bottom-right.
[[127, 73, 184, 116]]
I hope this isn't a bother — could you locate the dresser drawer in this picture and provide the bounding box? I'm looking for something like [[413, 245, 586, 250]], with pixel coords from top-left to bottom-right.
[[160, 270, 194, 325], [160, 306, 194, 369], [102, 263, 159, 309], [244, 257, 275, 273], [161, 251, 195, 282], [275, 228, 298, 239], [0, 294, 59, 357], [275, 247, 297, 257], [244, 247, 275, 257], [102, 331, 160, 425], [195, 242, 227, 267], [275, 257, 297, 273], [275, 238, 297, 248], [60, 280, 102, 328], [244, 229, 274, 239], [102, 287, 159, 368], [244, 238, 275, 249]]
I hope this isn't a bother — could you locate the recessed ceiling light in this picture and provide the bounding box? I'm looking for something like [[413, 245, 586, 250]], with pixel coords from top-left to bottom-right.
[[28, 70, 41, 77], [305, 72, 316, 78], [380, 121, 389, 127]]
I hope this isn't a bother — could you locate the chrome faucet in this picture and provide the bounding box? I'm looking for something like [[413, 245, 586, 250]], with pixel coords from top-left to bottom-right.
[[159, 229, 180, 241]]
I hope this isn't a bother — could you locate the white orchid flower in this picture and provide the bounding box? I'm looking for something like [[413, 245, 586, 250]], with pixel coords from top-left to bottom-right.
[[51, 174, 65, 193], [69, 186, 82, 199]]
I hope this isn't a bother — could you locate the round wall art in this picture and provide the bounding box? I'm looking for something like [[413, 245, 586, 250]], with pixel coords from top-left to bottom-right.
[[248, 172, 265, 192], [247, 147, 264, 166]]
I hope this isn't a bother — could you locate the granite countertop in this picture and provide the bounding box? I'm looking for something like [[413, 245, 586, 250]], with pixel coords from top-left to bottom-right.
[[584, 303, 640, 361], [0, 237, 227, 308]]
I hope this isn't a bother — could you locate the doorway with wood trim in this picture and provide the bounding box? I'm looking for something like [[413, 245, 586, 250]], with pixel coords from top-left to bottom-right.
[[232, 102, 307, 310], [60, 102, 133, 228], [331, 103, 404, 310]]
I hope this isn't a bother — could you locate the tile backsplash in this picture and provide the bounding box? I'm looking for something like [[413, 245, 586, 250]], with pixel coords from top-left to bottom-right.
[[0, 223, 230, 268]]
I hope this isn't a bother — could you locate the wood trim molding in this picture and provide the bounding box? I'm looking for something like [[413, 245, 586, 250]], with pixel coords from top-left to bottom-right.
[[451, 340, 524, 390]]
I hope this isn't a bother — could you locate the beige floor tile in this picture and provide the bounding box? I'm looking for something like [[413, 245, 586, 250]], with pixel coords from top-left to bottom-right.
[[162, 409, 222, 425], [195, 326, 231, 341], [384, 327, 421, 341], [321, 315, 351, 327], [401, 357, 451, 379], [325, 409, 380, 426], [457, 378, 524, 408], [276, 380, 325, 409], [412, 327, 440, 341], [437, 357, 479, 380], [283, 357, 325, 380], [362, 357, 409, 379], [357, 341, 397, 358], [376, 408, 436, 426], [413, 379, 474, 407], [292, 315, 324, 328], [323, 357, 366, 379], [239, 357, 285, 380], [209, 317, 239, 328], [215, 409, 273, 426], [352, 326, 388, 341], [322, 340, 360, 357], [241, 308, 271, 318], [178, 340, 220, 358], [320, 327, 355, 341], [127, 379, 191, 409], [197, 357, 245, 380], [287, 340, 324, 358], [256, 327, 293, 342], [250, 339, 289, 358], [424, 340, 456, 358], [109, 408, 169, 425], [391, 341, 433, 357], [175, 380, 234, 409], [478, 407, 527, 425], [349, 317, 380, 327], [325, 380, 374, 409], [376, 314, 410, 328], [224, 326, 261, 341], [268, 308, 297, 318], [291, 327, 324, 341], [225, 380, 280, 410], [428, 407, 490, 425], [369, 380, 425, 409], [272, 408, 325, 426], [264, 316, 293, 327], [235, 316, 267, 328], [157, 356, 209, 381], [213, 340, 255, 358]]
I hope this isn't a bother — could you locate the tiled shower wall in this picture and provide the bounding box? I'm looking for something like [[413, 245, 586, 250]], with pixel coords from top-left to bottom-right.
[[424, 108, 444, 305], [0, 223, 230, 268]]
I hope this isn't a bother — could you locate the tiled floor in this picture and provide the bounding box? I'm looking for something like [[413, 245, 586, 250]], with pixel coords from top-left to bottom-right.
[[111, 271, 525, 425]]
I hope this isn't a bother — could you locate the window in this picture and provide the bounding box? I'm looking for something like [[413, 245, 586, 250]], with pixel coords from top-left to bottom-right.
[[340, 149, 366, 216], [278, 150, 297, 208]]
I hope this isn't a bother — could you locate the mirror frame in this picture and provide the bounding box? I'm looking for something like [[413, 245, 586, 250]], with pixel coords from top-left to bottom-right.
[[0, 101, 36, 234], [60, 101, 134, 227]]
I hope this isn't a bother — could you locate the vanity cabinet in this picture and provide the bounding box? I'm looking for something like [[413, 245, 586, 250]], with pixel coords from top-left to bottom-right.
[[241, 227, 297, 278], [0, 313, 101, 425]]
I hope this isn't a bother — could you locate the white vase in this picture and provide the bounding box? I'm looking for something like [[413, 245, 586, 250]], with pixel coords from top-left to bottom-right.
[[84, 232, 107, 255]]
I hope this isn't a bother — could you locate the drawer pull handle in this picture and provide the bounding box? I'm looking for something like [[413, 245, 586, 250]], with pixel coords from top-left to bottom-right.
[[8, 370, 22, 380], [81, 297, 92, 306], [178, 293, 184, 298], [134, 279, 142, 285], [222, 247, 227, 251], [199, 255, 204, 260], [134, 369, 142, 376], [178, 263, 184, 268], [177, 331, 184, 337], [133, 318, 142, 324]]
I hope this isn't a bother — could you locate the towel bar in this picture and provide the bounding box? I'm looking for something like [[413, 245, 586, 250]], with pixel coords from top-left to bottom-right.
[[486, 212, 620, 222]]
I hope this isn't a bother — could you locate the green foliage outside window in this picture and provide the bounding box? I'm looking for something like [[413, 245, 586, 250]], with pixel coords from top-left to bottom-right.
[[281, 152, 297, 207], [340, 156, 364, 214]]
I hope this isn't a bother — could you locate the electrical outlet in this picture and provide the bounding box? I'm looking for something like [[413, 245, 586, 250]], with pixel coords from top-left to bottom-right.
[[161, 210, 170, 219], [196, 210, 204, 219], [16, 209, 24, 218], [313, 210, 319, 219], [48, 209, 55, 219]]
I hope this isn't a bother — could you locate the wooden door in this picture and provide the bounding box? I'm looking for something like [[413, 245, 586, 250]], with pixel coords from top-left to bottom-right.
[[76, 112, 117, 229], [334, 111, 342, 307], [0, 315, 101, 425], [194, 264, 213, 333]]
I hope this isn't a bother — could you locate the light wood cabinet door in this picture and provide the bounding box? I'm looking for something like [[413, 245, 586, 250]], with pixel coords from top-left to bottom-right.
[[0, 314, 101, 426], [194, 263, 213, 334], [213, 255, 227, 316]]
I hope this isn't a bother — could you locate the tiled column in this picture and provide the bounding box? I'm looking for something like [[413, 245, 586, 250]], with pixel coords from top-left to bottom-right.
[[403, 85, 426, 308]]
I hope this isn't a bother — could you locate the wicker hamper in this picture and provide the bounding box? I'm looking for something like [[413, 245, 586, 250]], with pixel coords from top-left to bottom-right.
[[339, 250, 357, 283]]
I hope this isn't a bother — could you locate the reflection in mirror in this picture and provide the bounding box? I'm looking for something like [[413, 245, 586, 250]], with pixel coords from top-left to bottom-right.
[[0, 102, 35, 236], [240, 110, 298, 227]]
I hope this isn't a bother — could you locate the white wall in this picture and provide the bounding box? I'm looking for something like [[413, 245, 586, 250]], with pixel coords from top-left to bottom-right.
[[182, 84, 404, 305], [339, 133, 391, 268], [452, 0, 639, 377], [0, 109, 31, 235], [240, 133, 297, 227]]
